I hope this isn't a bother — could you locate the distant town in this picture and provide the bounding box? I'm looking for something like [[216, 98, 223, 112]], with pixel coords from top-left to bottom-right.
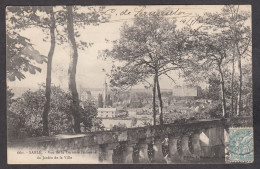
[[77, 79, 218, 131]]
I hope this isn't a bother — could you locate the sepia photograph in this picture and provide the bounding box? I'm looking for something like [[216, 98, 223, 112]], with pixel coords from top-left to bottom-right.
[[6, 5, 253, 164]]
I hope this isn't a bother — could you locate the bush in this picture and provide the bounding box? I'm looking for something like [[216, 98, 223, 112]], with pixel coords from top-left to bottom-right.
[[207, 103, 223, 118], [111, 123, 127, 131], [7, 84, 100, 139]]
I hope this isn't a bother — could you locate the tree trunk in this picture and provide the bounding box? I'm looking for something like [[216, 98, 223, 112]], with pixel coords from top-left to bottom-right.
[[230, 47, 235, 118], [42, 7, 56, 136], [153, 74, 157, 126], [235, 94, 238, 114], [237, 54, 242, 116], [66, 6, 81, 133], [156, 74, 163, 125], [218, 64, 227, 118]]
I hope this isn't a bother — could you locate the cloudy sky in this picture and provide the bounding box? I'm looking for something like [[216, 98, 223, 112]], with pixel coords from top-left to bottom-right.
[[7, 5, 251, 92]]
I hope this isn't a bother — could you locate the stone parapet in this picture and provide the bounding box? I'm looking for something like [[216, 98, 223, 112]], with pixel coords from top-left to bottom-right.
[[8, 118, 251, 164]]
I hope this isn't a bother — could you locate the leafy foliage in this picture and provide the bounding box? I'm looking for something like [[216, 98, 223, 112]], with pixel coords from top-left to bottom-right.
[[164, 102, 223, 124], [101, 14, 191, 124], [111, 123, 127, 131], [199, 5, 251, 58], [183, 5, 252, 117], [101, 15, 187, 90], [7, 85, 101, 139], [6, 7, 57, 82], [80, 101, 98, 131], [6, 33, 46, 81], [6, 6, 111, 82]]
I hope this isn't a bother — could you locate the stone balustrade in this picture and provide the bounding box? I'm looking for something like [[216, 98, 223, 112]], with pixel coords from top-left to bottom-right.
[[8, 117, 252, 164]]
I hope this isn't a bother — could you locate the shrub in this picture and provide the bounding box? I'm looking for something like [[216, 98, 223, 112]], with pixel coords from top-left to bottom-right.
[[7, 84, 100, 139]]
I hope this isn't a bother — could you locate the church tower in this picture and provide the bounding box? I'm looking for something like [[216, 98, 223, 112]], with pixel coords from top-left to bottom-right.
[[103, 78, 108, 108]]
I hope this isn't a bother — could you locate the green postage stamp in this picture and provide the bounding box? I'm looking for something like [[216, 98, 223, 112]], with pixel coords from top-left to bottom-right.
[[229, 128, 254, 163]]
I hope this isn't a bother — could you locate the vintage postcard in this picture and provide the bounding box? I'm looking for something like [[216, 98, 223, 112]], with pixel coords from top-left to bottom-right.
[[6, 5, 253, 164]]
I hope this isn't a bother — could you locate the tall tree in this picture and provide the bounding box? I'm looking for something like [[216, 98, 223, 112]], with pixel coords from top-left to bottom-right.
[[42, 7, 56, 136], [200, 5, 251, 116], [229, 7, 251, 116], [7, 6, 59, 136], [98, 94, 103, 108], [65, 6, 110, 133], [152, 75, 157, 125], [66, 6, 81, 133], [185, 30, 232, 117], [7, 6, 111, 134], [101, 15, 188, 125]]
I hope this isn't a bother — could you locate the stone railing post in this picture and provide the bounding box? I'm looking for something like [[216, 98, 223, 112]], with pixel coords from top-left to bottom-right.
[[199, 129, 212, 158], [138, 138, 151, 163], [152, 137, 164, 163], [122, 142, 135, 163], [168, 135, 181, 162], [81, 145, 100, 163], [200, 127, 225, 159], [191, 132, 202, 158], [210, 127, 225, 158], [99, 143, 117, 163], [181, 135, 193, 158], [224, 128, 229, 159]]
